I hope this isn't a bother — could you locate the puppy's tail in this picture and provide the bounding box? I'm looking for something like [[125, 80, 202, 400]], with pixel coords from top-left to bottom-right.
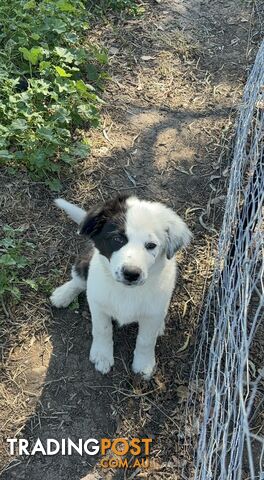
[[54, 198, 86, 225]]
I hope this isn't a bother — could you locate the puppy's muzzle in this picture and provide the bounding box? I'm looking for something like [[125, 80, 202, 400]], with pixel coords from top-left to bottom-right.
[[121, 266, 143, 285]]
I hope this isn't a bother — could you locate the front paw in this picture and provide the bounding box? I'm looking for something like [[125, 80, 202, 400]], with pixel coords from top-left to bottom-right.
[[50, 285, 72, 308], [89, 343, 114, 374], [132, 354, 156, 380]]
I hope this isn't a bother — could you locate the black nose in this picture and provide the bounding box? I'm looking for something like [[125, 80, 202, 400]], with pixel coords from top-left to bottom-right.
[[122, 267, 141, 283]]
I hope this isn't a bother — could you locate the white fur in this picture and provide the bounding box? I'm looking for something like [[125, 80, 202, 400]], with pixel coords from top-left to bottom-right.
[[50, 267, 86, 308], [50, 197, 191, 379]]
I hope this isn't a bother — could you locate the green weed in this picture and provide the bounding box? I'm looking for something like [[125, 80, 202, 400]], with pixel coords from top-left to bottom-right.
[[35, 269, 62, 295], [0, 226, 35, 300]]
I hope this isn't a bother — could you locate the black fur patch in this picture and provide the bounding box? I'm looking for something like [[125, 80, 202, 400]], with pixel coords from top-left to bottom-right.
[[93, 222, 128, 260], [75, 243, 94, 280], [79, 195, 128, 236], [79, 195, 129, 260]]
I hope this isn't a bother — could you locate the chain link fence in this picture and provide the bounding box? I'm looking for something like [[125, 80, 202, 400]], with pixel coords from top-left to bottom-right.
[[187, 40, 264, 480]]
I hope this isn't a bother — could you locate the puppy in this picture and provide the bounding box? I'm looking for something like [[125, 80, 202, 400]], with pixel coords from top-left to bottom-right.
[[50, 195, 191, 379]]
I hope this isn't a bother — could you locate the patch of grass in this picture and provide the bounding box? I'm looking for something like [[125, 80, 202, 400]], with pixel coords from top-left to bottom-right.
[[0, 226, 63, 302], [69, 298, 80, 310], [0, 0, 117, 191], [34, 268, 62, 295], [0, 225, 36, 300], [0, 222, 84, 302]]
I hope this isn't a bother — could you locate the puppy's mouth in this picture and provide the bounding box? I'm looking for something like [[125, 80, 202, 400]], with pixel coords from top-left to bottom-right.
[[116, 278, 145, 287]]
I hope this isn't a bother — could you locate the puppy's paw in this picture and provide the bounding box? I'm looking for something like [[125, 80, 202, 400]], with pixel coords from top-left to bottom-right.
[[50, 284, 73, 308], [132, 354, 156, 380], [89, 344, 114, 374]]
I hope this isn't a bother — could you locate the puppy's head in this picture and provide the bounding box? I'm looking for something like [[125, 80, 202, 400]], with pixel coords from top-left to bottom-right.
[[78, 195, 192, 286]]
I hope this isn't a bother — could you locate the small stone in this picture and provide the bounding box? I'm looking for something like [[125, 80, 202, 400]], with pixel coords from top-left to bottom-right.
[[109, 47, 119, 55]]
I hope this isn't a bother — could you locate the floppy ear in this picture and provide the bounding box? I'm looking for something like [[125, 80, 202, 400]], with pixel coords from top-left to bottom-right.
[[78, 205, 106, 237], [165, 212, 192, 259]]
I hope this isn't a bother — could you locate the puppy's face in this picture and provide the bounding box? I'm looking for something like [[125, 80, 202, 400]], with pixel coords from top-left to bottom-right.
[[79, 195, 192, 286], [106, 225, 161, 286]]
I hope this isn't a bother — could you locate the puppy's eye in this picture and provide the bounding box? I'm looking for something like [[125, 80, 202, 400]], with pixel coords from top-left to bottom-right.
[[113, 235, 126, 244], [145, 242, 157, 250]]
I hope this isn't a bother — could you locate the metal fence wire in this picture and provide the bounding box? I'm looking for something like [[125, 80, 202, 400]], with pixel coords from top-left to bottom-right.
[[188, 40, 264, 480]]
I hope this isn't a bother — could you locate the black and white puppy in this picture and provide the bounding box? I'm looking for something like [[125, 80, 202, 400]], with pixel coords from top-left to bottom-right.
[[50, 195, 192, 379]]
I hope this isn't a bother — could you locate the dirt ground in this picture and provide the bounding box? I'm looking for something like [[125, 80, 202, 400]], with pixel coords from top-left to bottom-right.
[[0, 1, 263, 479]]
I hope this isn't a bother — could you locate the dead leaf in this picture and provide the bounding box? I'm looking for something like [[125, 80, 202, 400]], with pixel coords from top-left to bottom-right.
[[154, 375, 167, 392]]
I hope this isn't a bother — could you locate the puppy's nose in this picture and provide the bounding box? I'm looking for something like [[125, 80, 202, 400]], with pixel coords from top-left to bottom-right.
[[122, 267, 141, 283]]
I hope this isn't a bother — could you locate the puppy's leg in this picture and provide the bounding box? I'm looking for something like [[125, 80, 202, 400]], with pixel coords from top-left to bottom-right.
[[50, 267, 86, 308], [89, 303, 114, 374], [132, 316, 164, 379]]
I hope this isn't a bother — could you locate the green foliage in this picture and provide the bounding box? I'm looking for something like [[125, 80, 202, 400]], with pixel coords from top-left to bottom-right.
[[0, 226, 35, 300], [34, 268, 62, 295], [0, 0, 109, 189], [69, 298, 80, 310]]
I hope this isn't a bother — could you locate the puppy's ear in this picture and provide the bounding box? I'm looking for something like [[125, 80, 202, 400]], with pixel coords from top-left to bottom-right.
[[165, 212, 192, 259], [78, 205, 105, 237], [78, 194, 128, 237]]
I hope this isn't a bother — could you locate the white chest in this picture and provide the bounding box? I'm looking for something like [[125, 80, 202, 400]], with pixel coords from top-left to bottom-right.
[[87, 254, 176, 325]]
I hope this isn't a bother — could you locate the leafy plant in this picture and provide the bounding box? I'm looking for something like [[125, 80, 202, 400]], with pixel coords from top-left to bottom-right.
[[0, 0, 109, 190], [0, 226, 35, 300], [69, 298, 80, 310]]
